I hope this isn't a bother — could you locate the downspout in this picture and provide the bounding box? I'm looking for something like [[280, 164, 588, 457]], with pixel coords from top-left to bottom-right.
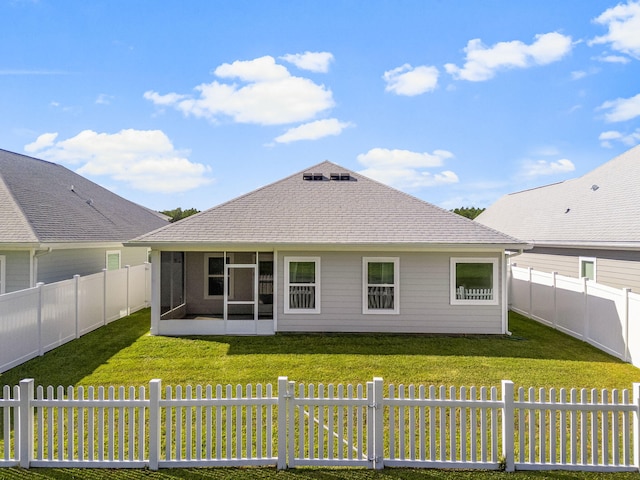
[[503, 250, 524, 335], [31, 247, 52, 287]]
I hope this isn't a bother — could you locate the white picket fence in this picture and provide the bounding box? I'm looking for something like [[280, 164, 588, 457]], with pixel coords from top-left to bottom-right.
[[0, 264, 151, 373], [509, 266, 640, 368], [1, 377, 639, 472]]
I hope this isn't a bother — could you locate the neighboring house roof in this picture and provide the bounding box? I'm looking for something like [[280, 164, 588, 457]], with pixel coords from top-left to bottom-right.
[[0, 149, 168, 245], [133, 160, 526, 249], [476, 145, 640, 249]]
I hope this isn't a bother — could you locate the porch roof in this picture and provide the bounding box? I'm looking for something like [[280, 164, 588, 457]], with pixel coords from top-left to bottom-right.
[[131, 161, 528, 250]]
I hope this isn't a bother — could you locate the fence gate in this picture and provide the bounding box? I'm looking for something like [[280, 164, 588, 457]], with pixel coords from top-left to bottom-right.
[[285, 379, 380, 468]]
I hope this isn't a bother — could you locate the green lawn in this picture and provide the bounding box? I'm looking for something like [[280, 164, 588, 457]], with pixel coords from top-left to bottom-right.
[[1, 309, 638, 390], [1, 309, 639, 480]]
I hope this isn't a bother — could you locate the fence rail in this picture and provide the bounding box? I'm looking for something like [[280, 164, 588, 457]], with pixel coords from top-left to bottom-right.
[[1, 377, 639, 472], [509, 265, 640, 368], [0, 264, 151, 373]]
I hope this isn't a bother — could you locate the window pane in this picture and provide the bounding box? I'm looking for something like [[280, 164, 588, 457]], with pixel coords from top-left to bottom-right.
[[289, 285, 315, 309], [368, 286, 394, 309], [581, 261, 595, 280], [107, 253, 120, 271], [208, 257, 224, 275], [289, 262, 315, 283], [208, 277, 224, 296], [456, 263, 492, 289], [368, 262, 394, 284]]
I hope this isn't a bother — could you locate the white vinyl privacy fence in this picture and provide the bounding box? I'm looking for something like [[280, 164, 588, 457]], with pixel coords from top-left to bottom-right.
[[0, 377, 639, 472], [509, 266, 640, 368], [0, 264, 150, 373]]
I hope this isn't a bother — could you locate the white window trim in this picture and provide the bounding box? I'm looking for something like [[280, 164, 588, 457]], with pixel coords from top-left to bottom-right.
[[106, 250, 121, 271], [0, 255, 5, 295], [579, 257, 597, 281], [450, 257, 499, 306], [363, 257, 400, 315], [284, 256, 320, 314]]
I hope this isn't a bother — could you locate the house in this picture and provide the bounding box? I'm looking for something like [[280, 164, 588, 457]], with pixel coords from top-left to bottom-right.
[[129, 160, 528, 336], [0, 149, 169, 294], [476, 145, 640, 292]]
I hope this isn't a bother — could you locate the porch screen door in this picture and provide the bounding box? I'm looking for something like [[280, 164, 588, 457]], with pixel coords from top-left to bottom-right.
[[224, 264, 257, 334]]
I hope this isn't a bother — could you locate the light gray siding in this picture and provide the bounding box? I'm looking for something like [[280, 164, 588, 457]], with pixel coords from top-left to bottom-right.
[[36, 246, 150, 285], [0, 250, 31, 293], [276, 251, 504, 334], [513, 247, 640, 293]]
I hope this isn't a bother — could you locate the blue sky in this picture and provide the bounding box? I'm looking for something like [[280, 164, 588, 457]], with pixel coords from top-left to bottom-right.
[[1, 0, 639, 212]]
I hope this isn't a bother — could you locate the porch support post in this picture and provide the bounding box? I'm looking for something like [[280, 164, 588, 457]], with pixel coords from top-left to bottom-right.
[[150, 249, 161, 335]]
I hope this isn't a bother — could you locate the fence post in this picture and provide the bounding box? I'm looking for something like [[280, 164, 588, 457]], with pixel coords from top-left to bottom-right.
[[125, 265, 131, 316], [633, 383, 640, 470], [19, 379, 34, 468], [144, 262, 151, 308], [527, 267, 533, 317], [501, 380, 515, 472], [36, 283, 44, 356], [149, 379, 162, 471], [102, 268, 108, 326], [552, 272, 558, 328], [583, 277, 589, 341], [372, 377, 384, 469], [623, 288, 631, 363], [74, 274, 81, 339], [277, 376, 289, 470]]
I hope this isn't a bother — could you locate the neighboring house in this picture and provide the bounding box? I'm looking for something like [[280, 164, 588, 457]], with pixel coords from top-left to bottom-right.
[[0, 149, 169, 293], [130, 161, 528, 336], [476, 145, 640, 292]]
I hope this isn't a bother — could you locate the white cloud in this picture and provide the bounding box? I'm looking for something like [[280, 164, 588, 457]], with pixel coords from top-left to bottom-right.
[[594, 53, 632, 63], [280, 51, 334, 73], [145, 56, 334, 125], [274, 118, 353, 143], [383, 64, 439, 96], [520, 158, 575, 178], [25, 132, 58, 153], [357, 148, 458, 189], [445, 32, 573, 81], [25, 129, 213, 193], [598, 93, 640, 122], [590, 0, 640, 59], [142, 91, 188, 106], [599, 129, 640, 147], [95, 94, 114, 105]]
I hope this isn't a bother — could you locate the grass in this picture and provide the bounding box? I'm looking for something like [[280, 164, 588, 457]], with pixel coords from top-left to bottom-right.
[[0, 309, 639, 479], [1, 467, 640, 480], [1, 309, 638, 390]]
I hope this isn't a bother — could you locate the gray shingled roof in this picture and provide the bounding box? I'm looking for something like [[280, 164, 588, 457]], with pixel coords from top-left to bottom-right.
[[0, 149, 168, 244], [133, 160, 525, 248], [476, 145, 640, 248]]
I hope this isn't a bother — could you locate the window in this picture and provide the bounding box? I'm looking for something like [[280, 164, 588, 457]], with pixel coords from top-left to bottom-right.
[[106, 250, 121, 271], [205, 253, 227, 298], [450, 257, 498, 305], [579, 257, 596, 281], [285, 257, 320, 313], [363, 257, 399, 314], [0, 255, 5, 294]]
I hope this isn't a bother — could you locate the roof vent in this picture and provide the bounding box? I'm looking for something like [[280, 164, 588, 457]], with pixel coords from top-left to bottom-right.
[[303, 173, 325, 181], [330, 172, 351, 181], [591, 184, 599, 191]]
